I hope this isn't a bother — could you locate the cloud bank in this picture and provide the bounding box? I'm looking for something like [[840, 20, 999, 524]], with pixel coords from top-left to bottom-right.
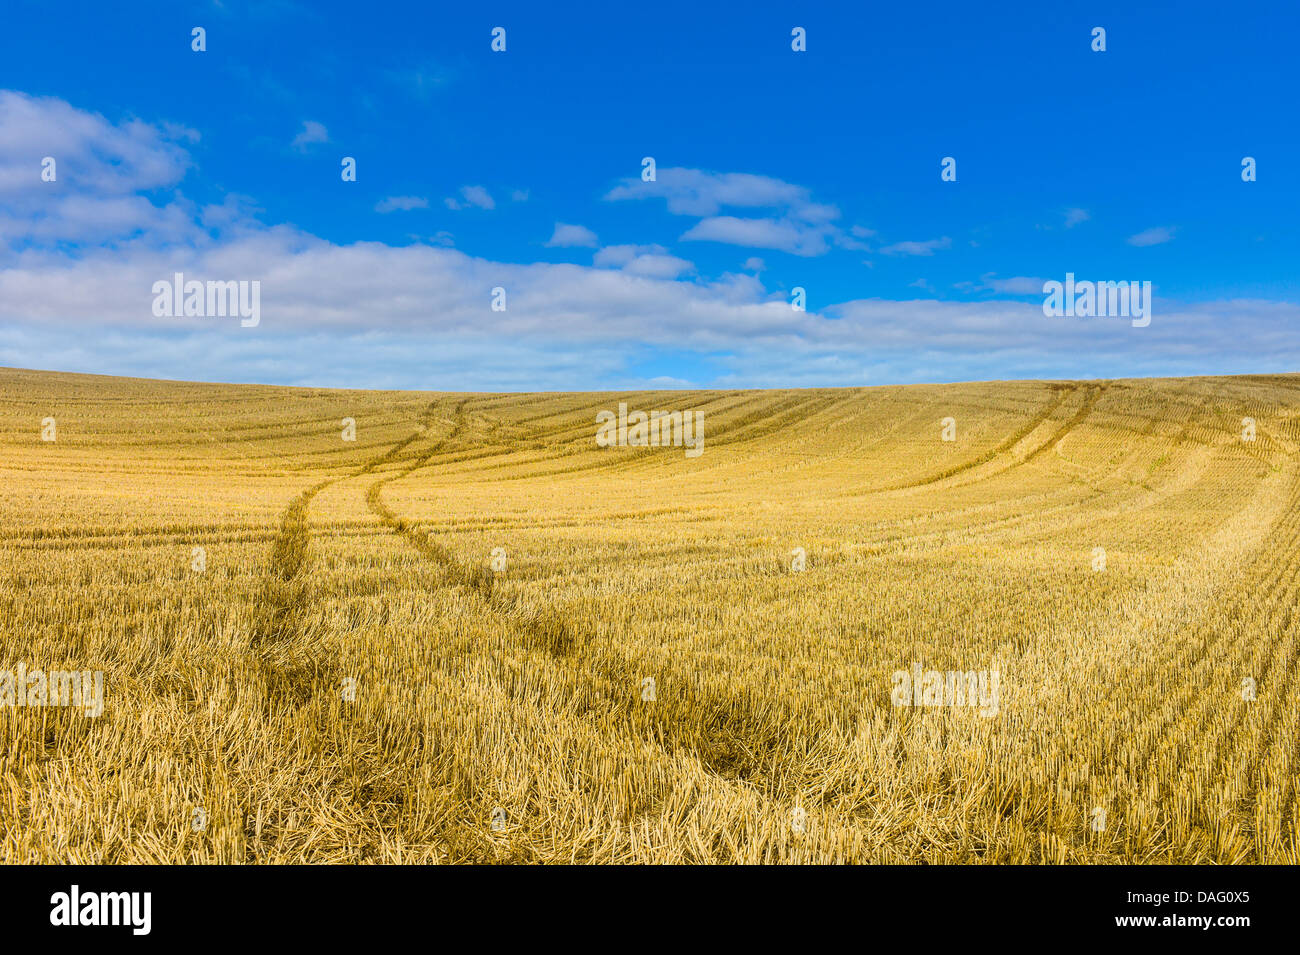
[[1, 90, 1295, 390]]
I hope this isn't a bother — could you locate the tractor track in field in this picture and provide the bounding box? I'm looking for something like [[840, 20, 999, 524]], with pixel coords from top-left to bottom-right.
[[357, 392, 807, 661], [883, 381, 1106, 498], [360, 402, 824, 791], [354, 386, 1147, 800], [247, 425, 428, 705], [1020, 384, 1105, 464], [863, 383, 1081, 495], [237, 420, 437, 860], [363, 397, 579, 658], [264, 379, 1264, 832]]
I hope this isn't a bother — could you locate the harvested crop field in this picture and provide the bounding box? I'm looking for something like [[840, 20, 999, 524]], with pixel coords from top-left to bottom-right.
[[1, 366, 1297, 863]]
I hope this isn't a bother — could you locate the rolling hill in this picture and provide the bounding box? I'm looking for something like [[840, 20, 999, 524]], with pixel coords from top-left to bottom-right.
[[1, 366, 1297, 863]]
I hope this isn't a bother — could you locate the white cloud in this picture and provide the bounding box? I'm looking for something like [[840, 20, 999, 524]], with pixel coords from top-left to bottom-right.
[[0, 90, 191, 198], [838, 224, 877, 251], [510, 188, 529, 202], [444, 184, 495, 211], [880, 236, 952, 257], [680, 216, 832, 256], [591, 245, 641, 267], [644, 375, 697, 388], [1128, 226, 1175, 247], [1064, 208, 1090, 228], [375, 195, 429, 213], [607, 166, 846, 256], [0, 91, 201, 248], [545, 222, 598, 248], [290, 120, 329, 151], [622, 254, 693, 278], [594, 244, 693, 278], [978, 273, 1047, 295], [3, 91, 1298, 390], [605, 167, 833, 220]]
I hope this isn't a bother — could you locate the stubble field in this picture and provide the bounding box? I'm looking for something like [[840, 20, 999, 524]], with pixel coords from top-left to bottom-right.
[[1, 365, 1297, 863]]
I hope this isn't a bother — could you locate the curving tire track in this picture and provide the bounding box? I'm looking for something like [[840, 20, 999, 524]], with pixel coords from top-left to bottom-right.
[[248, 426, 428, 706], [865, 384, 1079, 495], [363, 398, 579, 658], [361, 403, 813, 786], [1020, 383, 1105, 465]]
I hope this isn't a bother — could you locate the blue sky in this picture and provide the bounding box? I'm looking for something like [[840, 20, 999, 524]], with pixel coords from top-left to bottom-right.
[[1, 0, 1297, 389]]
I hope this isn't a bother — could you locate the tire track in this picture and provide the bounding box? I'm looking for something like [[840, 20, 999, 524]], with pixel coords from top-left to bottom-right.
[[363, 398, 579, 658], [1020, 383, 1105, 464], [362, 403, 816, 787], [867, 383, 1079, 494], [247, 425, 428, 706]]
